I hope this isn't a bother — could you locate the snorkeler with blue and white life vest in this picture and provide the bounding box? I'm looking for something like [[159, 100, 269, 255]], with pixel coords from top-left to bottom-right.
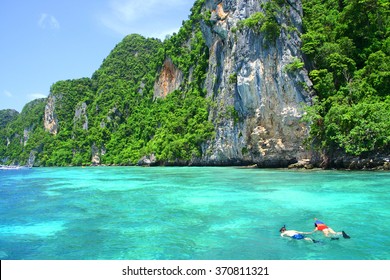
[[313, 218, 350, 239]]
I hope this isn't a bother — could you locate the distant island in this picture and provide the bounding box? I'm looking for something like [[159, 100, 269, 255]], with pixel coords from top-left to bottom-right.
[[0, 0, 389, 170]]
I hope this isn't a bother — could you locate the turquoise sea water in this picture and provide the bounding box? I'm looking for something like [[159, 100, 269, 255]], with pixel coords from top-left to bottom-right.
[[0, 167, 389, 260]]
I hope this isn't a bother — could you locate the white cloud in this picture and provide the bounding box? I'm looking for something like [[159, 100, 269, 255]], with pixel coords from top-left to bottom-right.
[[38, 13, 60, 30], [27, 93, 48, 101], [99, 0, 191, 38], [3, 90, 13, 97]]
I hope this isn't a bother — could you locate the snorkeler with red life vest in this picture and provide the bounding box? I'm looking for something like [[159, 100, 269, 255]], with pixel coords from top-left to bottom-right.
[[313, 218, 350, 239]]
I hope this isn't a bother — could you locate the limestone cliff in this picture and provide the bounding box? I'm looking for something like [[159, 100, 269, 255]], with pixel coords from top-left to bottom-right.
[[44, 95, 59, 135], [196, 0, 312, 166], [153, 58, 184, 99], [74, 102, 88, 131]]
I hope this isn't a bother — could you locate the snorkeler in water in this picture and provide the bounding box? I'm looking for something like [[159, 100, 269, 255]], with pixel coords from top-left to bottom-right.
[[279, 225, 319, 243], [313, 218, 351, 239]]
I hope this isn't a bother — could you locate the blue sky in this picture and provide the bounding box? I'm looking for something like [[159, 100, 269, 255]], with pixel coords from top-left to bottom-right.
[[0, 0, 194, 112]]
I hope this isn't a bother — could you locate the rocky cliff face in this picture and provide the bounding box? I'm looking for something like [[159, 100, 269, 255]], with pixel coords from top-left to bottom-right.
[[74, 102, 88, 131], [44, 95, 59, 135], [196, 0, 312, 166], [153, 58, 184, 99]]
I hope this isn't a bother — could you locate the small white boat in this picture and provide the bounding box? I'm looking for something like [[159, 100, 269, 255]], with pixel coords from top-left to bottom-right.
[[0, 165, 22, 170]]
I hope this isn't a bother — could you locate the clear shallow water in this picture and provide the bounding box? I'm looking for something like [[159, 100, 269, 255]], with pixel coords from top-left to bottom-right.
[[0, 167, 389, 260]]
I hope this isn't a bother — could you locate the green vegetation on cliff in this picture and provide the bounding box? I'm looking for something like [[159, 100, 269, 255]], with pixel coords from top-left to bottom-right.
[[0, 0, 213, 166], [0, 99, 46, 165], [0, 110, 19, 128], [237, 0, 284, 42], [0, 109, 19, 160], [302, 0, 390, 156]]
